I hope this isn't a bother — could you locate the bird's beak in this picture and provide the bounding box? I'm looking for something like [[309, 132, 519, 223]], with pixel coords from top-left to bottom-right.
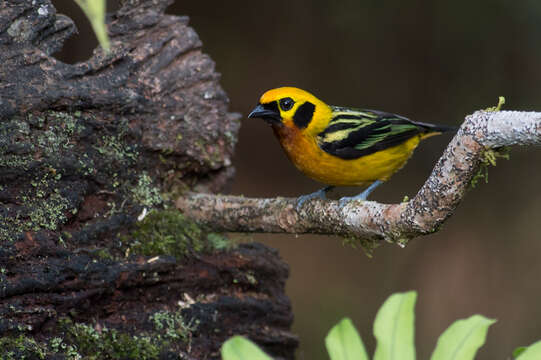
[[248, 104, 282, 125]]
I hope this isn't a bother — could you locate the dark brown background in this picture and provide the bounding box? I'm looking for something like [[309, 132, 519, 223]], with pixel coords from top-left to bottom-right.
[[54, 1, 541, 359]]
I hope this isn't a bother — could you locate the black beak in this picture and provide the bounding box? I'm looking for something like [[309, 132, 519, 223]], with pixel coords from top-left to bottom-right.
[[248, 104, 282, 124]]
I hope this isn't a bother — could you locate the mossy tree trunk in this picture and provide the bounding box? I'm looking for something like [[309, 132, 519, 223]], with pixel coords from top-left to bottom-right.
[[0, 0, 297, 358]]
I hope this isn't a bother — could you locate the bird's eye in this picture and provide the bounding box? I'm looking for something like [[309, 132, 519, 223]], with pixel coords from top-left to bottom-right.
[[279, 97, 294, 111]]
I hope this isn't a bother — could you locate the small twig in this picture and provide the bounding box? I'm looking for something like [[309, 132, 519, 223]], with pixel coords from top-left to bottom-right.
[[176, 110, 540, 247]]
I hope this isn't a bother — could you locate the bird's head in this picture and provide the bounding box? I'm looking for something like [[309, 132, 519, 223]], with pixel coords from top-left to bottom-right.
[[248, 87, 332, 135]]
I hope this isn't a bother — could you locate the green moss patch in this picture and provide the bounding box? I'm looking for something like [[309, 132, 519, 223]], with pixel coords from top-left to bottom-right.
[[63, 322, 160, 360], [0, 310, 202, 360], [126, 209, 231, 258], [342, 236, 381, 258], [0, 334, 47, 360], [150, 309, 199, 344]]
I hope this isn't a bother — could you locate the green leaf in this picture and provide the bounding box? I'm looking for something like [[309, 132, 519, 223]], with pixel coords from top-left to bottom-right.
[[221, 336, 272, 360], [430, 315, 496, 360], [373, 291, 417, 360], [516, 341, 541, 360], [513, 346, 528, 358], [74, 0, 110, 51], [325, 318, 369, 360]]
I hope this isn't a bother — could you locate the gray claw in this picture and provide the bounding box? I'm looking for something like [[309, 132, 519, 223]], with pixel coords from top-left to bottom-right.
[[295, 186, 333, 212]]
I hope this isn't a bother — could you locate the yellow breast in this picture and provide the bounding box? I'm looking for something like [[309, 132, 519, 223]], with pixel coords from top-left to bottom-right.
[[273, 122, 422, 187]]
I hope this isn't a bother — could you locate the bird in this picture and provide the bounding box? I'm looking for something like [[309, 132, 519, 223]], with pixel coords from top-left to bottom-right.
[[248, 87, 456, 209]]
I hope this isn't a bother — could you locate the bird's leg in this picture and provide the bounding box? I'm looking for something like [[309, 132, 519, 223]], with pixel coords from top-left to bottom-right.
[[296, 186, 334, 211], [338, 180, 383, 207]]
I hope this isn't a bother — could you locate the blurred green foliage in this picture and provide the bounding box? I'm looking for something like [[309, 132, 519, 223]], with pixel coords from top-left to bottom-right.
[[221, 291, 540, 360], [74, 0, 110, 51]]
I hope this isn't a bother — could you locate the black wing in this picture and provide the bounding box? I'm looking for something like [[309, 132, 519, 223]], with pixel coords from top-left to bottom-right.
[[318, 107, 428, 160]]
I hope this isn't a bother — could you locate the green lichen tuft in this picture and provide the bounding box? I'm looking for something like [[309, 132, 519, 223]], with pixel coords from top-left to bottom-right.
[[342, 236, 381, 258], [64, 322, 159, 360], [0, 334, 47, 360], [94, 132, 138, 164], [29, 191, 72, 231], [131, 172, 163, 207], [126, 209, 231, 258], [484, 96, 506, 112], [0, 112, 88, 242], [471, 147, 511, 188], [92, 248, 114, 261], [0, 174, 74, 241], [150, 309, 199, 344], [0, 117, 33, 170]]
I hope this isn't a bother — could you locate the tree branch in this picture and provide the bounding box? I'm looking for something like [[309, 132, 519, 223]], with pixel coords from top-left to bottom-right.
[[176, 110, 541, 246]]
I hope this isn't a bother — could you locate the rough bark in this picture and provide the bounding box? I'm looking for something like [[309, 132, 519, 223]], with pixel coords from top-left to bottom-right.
[[177, 110, 541, 250], [0, 0, 296, 359]]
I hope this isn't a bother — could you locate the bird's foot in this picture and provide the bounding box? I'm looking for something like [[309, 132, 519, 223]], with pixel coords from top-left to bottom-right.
[[296, 186, 333, 211], [338, 180, 383, 208]]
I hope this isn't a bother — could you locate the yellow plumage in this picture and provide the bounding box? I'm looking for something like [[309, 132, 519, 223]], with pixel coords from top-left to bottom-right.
[[248, 87, 455, 205], [273, 119, 422, 186]]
